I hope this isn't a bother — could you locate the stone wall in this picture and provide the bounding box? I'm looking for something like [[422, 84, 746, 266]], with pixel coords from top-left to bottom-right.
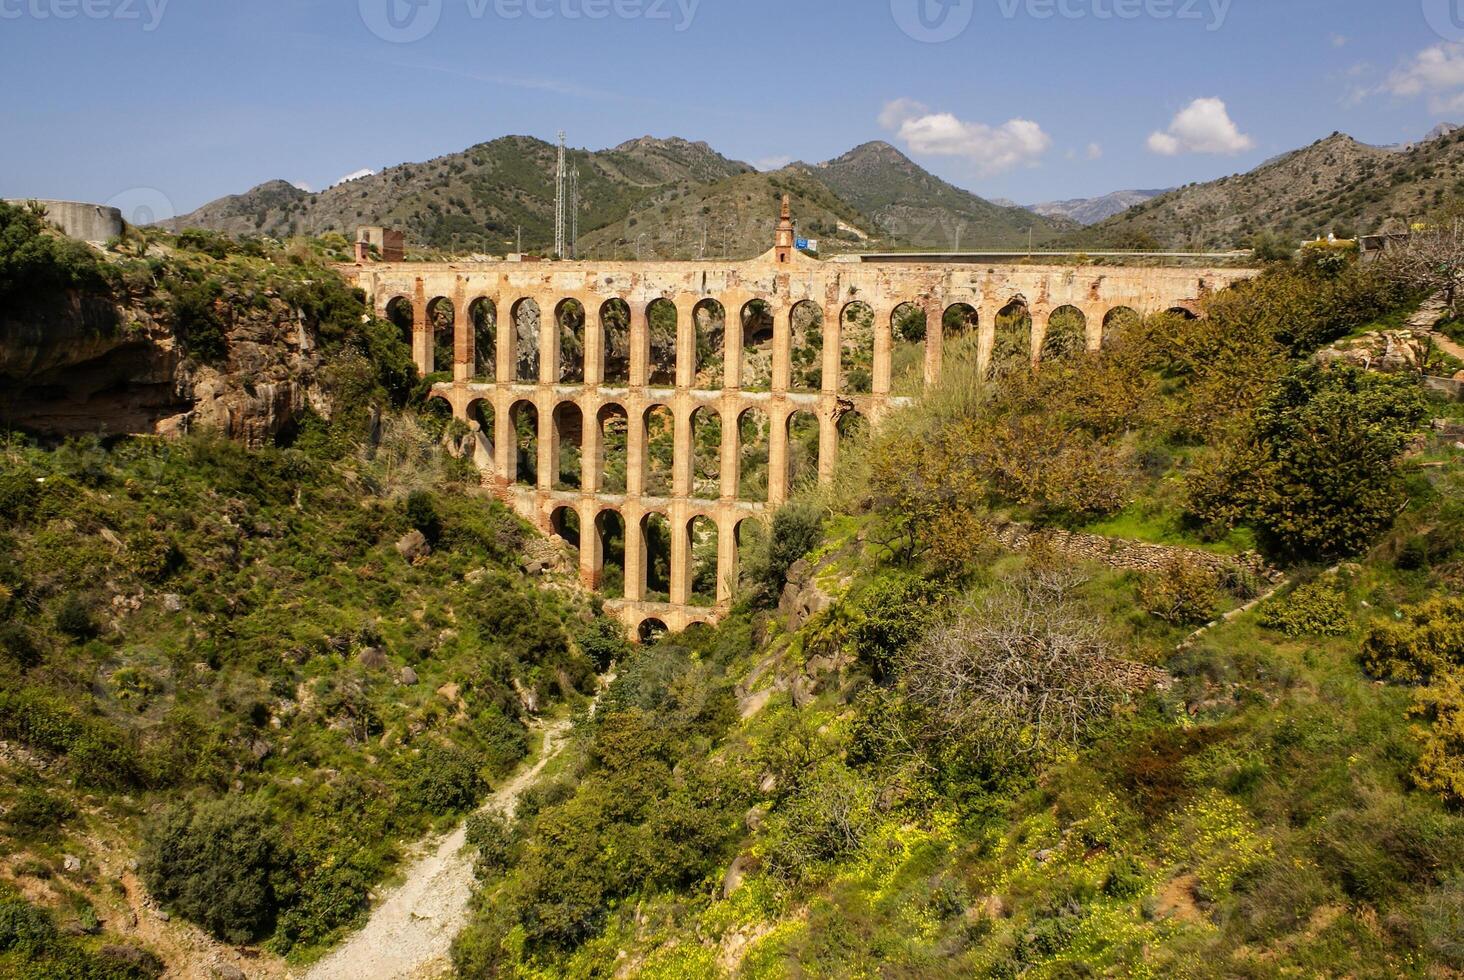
[[987, 520, 1283, 585]]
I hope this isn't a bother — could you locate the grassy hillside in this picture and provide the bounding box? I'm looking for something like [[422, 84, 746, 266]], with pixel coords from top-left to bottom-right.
[[168, 135, 753, 256], [0, 211, 621, 976], [1083, 131, 1464, 250], [449, 247, 1464, 977]]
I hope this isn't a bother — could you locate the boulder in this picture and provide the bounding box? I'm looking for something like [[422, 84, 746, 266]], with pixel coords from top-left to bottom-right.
[[396, 530, 431, 564], [357, 648, 389, 671], [399, 666, 419, 686]]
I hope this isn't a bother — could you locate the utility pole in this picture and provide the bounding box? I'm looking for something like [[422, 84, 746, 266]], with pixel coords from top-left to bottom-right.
[[570, 165, 580, 260], [516, 225, 522, 256], [554, 130, 567, 259]]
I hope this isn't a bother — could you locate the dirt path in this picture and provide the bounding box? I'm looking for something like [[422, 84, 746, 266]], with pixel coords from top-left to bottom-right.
[[1409, 295, 1464, 363], [304, 717, 571, 980]]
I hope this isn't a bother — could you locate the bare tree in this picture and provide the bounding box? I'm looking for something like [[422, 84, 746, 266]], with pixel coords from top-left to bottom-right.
[[1380, 220, 1464, 317], [897, 567, 1128, 752]]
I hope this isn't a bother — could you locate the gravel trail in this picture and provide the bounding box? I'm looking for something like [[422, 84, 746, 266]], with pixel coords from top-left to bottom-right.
[[304, 718, 570, 980]]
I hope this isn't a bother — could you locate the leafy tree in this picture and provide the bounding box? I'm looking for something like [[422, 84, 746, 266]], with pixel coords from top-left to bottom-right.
[[1187, 365, 1428, 562], [0, 200, 115, 305], [141, 798, 282, 944]]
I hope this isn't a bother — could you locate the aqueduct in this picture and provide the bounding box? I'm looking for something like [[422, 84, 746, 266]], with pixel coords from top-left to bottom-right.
[[340, 200, 1255, 638]]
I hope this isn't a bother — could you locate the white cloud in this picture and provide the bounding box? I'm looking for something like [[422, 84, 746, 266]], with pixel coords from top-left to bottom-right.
[[879, 99, 1051, 175], [1330, 33, 1348, 48], [1385, 44, 1464, 112], [335, 168, 376, 186], [753, 155, 793, 172], [1147, 98, 1255, 156], [291, 180, 314, 192], [1086, 142, 1103, 160]]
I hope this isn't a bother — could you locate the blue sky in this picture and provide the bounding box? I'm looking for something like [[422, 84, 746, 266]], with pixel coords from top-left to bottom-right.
[[4, 0, 1464, 217]]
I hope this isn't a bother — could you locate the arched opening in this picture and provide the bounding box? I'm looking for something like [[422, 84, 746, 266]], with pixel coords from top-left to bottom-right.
[[691, 406, 722, 500], [555, 299, 586, 384], [693, 299, 727, 388], [687, 515, 719, 607], [735, 517, 766, 594], [647, 299, 678, 387], [469, 298, 496, 382], [741, 300, 775, 389], [552, 401, 583, 490], [427, 297, 455, 375], [385, 297, 414, 348], [468, 398, 496, 461], [840, 301, 875, 394], [597, 403, 629, 495], [1041, 306, 1088, 362], [991, 299, 1033, 378], [738, 407, 771, 503], [509, 400, 538, 487], [943, 303, 980, 366], [637, 618, 669, 645], [890, 302, 927, 395], [785, 409, 821, 497], [595, 510, 626, 599], [640, 512, 672, 601], [551, 506, 581, 550], [1167, 306, 1199, 320], [1102, 306, 1142, 348], [511, 299, 541, 383], [838, 408, 869, 444], [790, 300, 824, 392], [600, 299, 632, 386], [642, 404, 675, 498]]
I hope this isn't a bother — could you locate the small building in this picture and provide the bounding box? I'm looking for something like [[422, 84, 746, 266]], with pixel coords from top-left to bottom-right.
[[355, 226, 406, 263]]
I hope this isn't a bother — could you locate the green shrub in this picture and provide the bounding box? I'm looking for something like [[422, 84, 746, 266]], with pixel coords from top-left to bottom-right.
[[1138, 558, 1221, 627], [465, 811, 519, 879], [0, 895, 57, 957], [140, 798, 282, 944], [53, 594, 98, 639], [1360, 598, 1464, 684], [744, 502, 823, 601], [1259, 580, 1351, 637], [4, 787, 75, 836], [403, 744, 484, 816]]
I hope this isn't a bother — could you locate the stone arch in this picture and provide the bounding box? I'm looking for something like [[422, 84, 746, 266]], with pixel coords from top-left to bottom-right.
[[640, 511, 673, 601], [597, 403, 629, 495], [550, 505, 581, 550], [555, 299, 586, 384], [1102, 306, 1142, 348], [687, 515, 719, 607], [508, 400, 538, 486], [839, 300, 875, 394], [738, 406, 771, 503], [1041, 305, 1088, 362], [600, 298, 632, 386], [466, 397, 496, 461], [741, 300, 775, 389], [637, 617, 669, 645], [790, 300, 824, 392], [785, 408, 821, 497], [642, 403, 675, 498], [385, 296, 414, 348], [552, 401, 583, 490], [838, 407, 869, 443], [991, 298, 1033, 377], [511, 298, 541, 383], [646, 298, 678, 387], [468, 297, 496, 381], [890, 302, 927, 395], [427, 297, 455, 375], [690, 406, 722, 500], [693, 298, 727, 388], [733, 516, 767, 593], [594, 508, 626, 598], [943, 302, 980, 366]]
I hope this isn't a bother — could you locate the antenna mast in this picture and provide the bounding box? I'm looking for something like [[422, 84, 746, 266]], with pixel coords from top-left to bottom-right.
[[570, 164, 580, 259], [554, 130, 567, 259]]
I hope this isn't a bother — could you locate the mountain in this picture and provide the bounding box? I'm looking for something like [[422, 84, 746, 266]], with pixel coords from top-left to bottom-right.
[[575, 164, 888, 260], [809, 141, 1075, 249], [1082, 130, 1464, 250], [168, 135, 754, 254], [1027, 189, 1169, 226]]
